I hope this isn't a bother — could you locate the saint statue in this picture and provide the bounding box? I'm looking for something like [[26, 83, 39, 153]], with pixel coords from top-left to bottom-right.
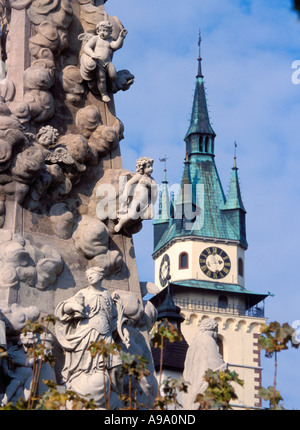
[[182, 318, 227, 410], [55, 266, 129, 409]]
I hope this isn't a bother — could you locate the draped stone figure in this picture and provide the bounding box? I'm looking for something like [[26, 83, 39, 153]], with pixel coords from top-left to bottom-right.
[[182, 318, 227, 410], [55, 267, 129, 409]]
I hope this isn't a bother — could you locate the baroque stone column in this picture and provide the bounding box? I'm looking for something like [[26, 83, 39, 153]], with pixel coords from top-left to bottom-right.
[[0, 0, 160, 406], [0, 0, 146, 313]]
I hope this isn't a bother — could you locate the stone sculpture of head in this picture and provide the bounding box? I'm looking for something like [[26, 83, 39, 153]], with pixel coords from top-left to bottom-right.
[[85, 266, 105, 285], [136, 157, 154, 175], [198, 318, 219, 339]]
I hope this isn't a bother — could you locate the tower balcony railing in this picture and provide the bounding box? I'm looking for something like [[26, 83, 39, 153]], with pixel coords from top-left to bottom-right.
[[173, 298, 265, 318]]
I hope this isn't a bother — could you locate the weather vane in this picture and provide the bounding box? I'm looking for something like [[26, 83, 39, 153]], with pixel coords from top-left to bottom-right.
[[159, 156, 169, 172]]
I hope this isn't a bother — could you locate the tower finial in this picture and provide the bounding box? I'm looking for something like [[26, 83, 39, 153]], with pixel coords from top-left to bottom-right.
[[233, 141, 237, 168], [197, 29, 203, 78], [159, 156, 169, 181]]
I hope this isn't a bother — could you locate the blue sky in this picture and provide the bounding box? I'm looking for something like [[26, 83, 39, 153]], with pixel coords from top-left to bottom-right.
[[105, 0, 300, 409]]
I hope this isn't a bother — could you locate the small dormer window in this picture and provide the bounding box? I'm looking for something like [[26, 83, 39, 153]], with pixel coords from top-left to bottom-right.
[[179, 252, 189, 269]]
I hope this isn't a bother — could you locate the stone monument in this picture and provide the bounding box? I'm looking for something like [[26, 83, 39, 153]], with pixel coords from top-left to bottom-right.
[[182, 318, 227, 410], [0, 0, 158, 408]]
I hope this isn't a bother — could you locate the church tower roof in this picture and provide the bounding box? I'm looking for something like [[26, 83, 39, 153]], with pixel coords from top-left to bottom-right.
[[153, 36, 248, 256]]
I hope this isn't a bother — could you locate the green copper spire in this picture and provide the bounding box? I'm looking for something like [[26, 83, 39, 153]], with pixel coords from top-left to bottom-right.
[[153, 158, 172, 249], [223, 149, 246, 213], [185, 32, 216, 150], [154, 157, 171, 223], [221, 146, 247, 247], [175, 156, 193, 207]]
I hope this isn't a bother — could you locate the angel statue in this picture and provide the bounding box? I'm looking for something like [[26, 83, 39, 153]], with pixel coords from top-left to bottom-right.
[[114, 157, 158, 234], [79, 20, 127, 102]]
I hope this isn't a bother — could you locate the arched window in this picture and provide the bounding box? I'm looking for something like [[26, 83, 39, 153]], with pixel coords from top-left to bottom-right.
[[218, 295, 228, 309], [179, 252, 189, 269], [238, 258, 244, 277]]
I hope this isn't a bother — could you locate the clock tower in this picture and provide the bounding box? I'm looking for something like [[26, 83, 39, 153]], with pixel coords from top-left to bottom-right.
[[152, 36, 269, 409]]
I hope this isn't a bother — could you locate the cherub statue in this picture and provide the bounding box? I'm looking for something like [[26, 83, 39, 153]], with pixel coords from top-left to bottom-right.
[[36, 125, 59, 148], [114, 157, 158, 234], [79, 20, 127, 102]]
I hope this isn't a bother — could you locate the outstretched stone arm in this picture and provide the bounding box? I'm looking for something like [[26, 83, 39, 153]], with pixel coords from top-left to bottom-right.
[[110, 28, 127, 51]]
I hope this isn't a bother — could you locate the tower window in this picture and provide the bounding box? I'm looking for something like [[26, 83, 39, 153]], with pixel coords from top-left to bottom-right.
[[218, 295, 228, 309], [205, 136, 209, 152], [179, 252, 189, 269], [199, 136, 204, 152], [238, 258, 244, 277]]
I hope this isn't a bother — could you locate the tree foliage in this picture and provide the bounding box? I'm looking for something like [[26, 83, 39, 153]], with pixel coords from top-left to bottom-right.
[[195, 369, 244, 410], [153, 376, 189, 410], [259, 386, 284, 411], [258, 321, 298, 410], [119, 351, 150, 410], [259, 321, 298, 358], [0, 314, 243, 411]]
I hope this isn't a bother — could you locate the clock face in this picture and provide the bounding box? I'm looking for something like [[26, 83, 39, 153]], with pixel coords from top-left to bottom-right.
[[199, 247, 231, 279], [159, 254, 170, 287]]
